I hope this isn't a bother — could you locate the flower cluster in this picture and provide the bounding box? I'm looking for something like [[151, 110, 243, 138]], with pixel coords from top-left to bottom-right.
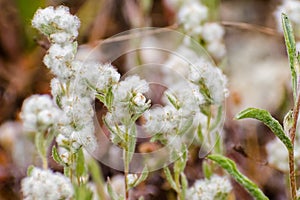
[[21, 167, 74, 200], [104, 75, 150, 147], [167, 0, 226, 60], [20, 95, 61, 133], [186, 175, 232, 200], [31, 6, 121, 159]]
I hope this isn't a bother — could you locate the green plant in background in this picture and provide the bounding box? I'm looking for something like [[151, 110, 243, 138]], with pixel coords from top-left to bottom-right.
[[233, 14, 300, 200]]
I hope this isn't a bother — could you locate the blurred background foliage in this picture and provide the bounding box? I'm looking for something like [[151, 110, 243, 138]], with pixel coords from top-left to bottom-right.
[[0, 0, 294, 199]]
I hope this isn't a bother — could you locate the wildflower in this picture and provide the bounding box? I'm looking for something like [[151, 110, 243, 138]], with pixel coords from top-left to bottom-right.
[[21, 167, 74, 200], [202, 23, 225, 43], [111, 76, 150, 124], [189, 60, 228, 104], [178, 1, 208, 35], [43, 43, 76, 79], [186, 175, 232, 200], [20, 95, 61, 132], [127, 174, 139, 186], [32, 6, 80, 41]]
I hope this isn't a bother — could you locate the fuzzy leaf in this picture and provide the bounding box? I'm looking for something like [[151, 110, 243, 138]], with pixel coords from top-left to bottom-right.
[[131, 166, 149, 188], [74, 184, 93, 200], [27, 165, 35, 176], [163, 166, 178, 192], [87, 158, 106, 200], [35, 132, 46, 159], [76, 148, 85, 177], [166, 92, 181, 110], [208, 154, 269, 200], [282, 13, 298, 101], [180, 172, 188, 200], [107, 178, 120, 200], [126, 125, 137, 166], [235, 108, 293, 151], [52, 146, 65, 166], [202, 160, 213, 179], [174, 145, 188, 177]]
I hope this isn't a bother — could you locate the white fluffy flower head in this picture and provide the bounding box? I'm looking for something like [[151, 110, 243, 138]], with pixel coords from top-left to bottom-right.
[[21, 94, 61, 132], [186, 175, 232, 200], [21, 167, 74, 200], [32, 6, 80, 42]]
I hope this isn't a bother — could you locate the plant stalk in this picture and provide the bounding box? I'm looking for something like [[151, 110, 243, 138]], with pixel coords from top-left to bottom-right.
[[288, 92, 300, 199]]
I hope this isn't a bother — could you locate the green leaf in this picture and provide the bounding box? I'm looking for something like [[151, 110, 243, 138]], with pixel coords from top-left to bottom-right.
[[27, 165, 35, 176], [87, 158, 106, 200], [52, 146, 66, 166], [76, 148, 86, 178], [282, 13, 298, 101], [163, 166, 178, 192], [105, 86, 114, 109], [35, 132, 46, 159], [208, 154, 269, 200], [166, 92, 181, 110], [74, 184, 93, 200], [107, 178, 120, 200], [131, 166, 149, 188], [180, 172, 188, 200], [174, 145, 188, 177], [126, 125, 137, 166], [202, 160, 213, 179], [177, 117, 193, 136], [235, 108, 293, 151]]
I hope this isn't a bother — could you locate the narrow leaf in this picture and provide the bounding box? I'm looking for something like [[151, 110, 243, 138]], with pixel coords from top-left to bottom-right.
[[52, 146, 65, 165], [163, 166, 178, 192], [35, 132, 46, 159], [107, 178, 119, 200], [282, 13, 298, 101], [166, 92, 180, 110], [208, 154, 269, 200], [87, 158, 106, 200], [27, 165, 35, 176], [180, 172, 188, 200], [132, 166, 149, 188], [235, 108, 293, 151], [76, 148, 86, 177]]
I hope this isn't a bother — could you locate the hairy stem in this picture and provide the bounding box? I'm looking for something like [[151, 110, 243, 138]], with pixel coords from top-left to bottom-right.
[[288, 150, 296, 200], [289, 92, 300, 199]]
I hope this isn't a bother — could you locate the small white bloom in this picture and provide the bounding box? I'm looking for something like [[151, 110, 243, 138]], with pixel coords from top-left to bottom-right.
[[202, 22, 225, 43], [43, 43, 76, 79], [21, 95, 61, 132], [127, 174, 138, 185], [111, 76, 149, 123], [186, 175, 232, 200], [21, 167, 74, 200], [206, 41, 226, 60], [189, 60, 228, 104], [178, 1, 208, 35], [132, 92, 147, 107], [32, 6, 80, 40]]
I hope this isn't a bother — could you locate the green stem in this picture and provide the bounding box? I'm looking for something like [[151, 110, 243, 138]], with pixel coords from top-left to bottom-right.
[[288, 149, 296, 200], [124, 149, 129, 200], [289, 92, 300, 199]]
